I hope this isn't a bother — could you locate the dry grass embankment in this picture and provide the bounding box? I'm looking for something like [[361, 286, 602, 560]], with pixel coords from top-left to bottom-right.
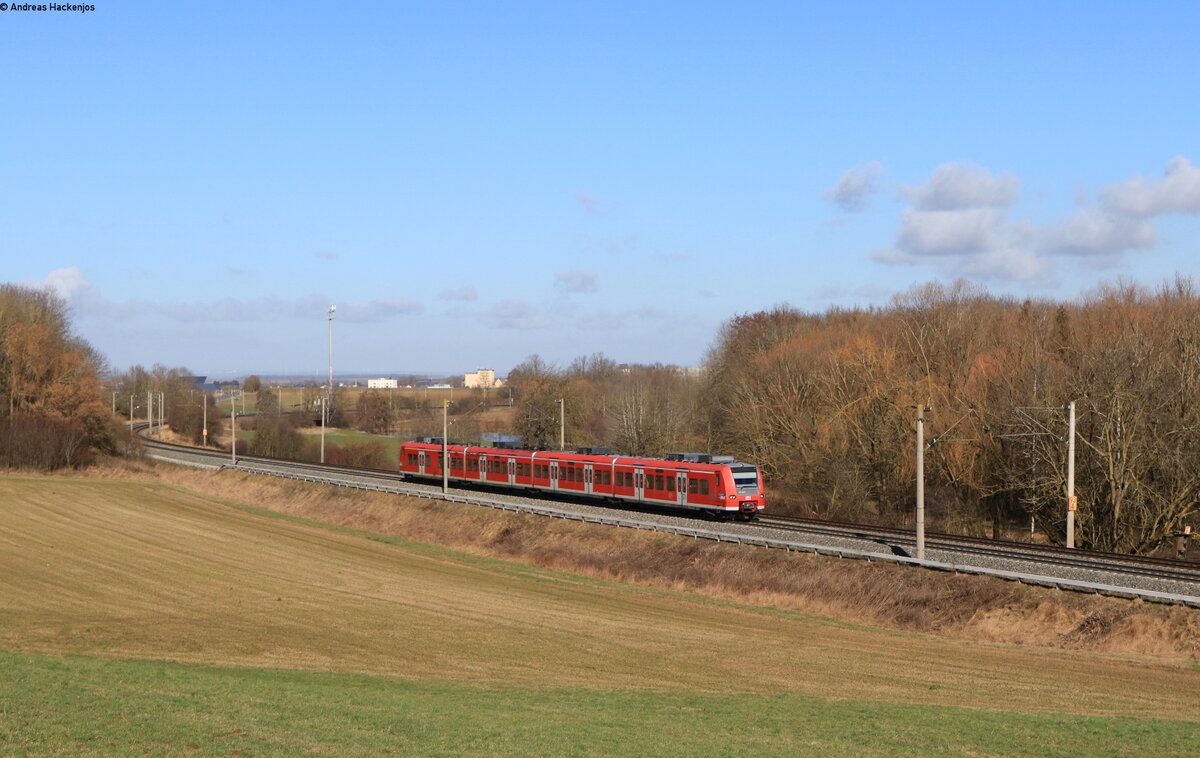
[[78, 459, 1200, 661], [5, 465, 1200, 724]]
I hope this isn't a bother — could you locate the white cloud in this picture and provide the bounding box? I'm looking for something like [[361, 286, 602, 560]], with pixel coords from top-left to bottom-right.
[[872, 244, 1046, 281], [896, 208, 1018, 256], [901, 162, 1018, 211], [869, 158, 1200, 282], [34, 266, 92, 300], [825, 161, 885, 212], [1099, 155, 1200, 218], [555, 270, 598, 294], [1039, 208, 1156, 257], [439, 286, 478, 301]]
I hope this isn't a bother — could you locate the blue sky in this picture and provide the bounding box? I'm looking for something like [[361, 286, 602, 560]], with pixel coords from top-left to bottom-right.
[[3, 1, 1199, 379]]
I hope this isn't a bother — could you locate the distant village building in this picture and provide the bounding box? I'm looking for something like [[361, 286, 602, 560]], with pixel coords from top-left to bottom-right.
[[464, 368, 504, 388], [367, 378, 398, 389]]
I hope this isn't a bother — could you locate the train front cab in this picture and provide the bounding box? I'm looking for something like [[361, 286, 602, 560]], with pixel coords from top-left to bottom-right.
[[720, 464, 765, 520]]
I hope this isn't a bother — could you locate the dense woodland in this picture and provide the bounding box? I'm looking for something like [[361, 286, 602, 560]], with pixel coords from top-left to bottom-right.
[[507, 278, 1200, 555], [0, 285, 115, 469]]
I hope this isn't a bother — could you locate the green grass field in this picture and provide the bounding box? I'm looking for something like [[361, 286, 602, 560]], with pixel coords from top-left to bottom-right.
[[298, 427, 402, 458], [2, 473, 1199, 756], [6, 650, 1199, 757]]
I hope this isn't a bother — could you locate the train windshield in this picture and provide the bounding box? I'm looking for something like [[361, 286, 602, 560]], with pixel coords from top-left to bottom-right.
[[731, 466, 760, 494]]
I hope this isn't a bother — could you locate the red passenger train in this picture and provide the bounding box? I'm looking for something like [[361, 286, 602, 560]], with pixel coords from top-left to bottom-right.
[[398, 442, 765, 519]]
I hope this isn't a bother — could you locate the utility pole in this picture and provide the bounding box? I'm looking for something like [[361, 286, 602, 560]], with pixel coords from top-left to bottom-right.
[[1066, 400, 1076, 549], [231, 404, 236, 465], [558, 398, 565, 450], [442, 399, 449, 494], [147, 391, 153, 436], [159, 392, 165, 437], [327, 304, 336, 408], [202, 396, 208, 447], [916, 406, 927, 561], [319, 399, 326, 464], [111, 392, 116, 416], [129, 394, 134, 431]]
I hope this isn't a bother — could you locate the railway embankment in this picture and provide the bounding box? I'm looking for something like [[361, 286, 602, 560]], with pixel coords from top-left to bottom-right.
[[73, 458, 1200, 660]]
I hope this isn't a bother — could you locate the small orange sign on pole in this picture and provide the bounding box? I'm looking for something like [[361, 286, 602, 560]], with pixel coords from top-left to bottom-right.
[[1068, 495, 1078, 512]]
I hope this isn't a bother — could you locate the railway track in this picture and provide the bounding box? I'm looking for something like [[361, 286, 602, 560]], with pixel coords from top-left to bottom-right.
[[134, 427, 1200, 607], [759, 515, 1200, 586]]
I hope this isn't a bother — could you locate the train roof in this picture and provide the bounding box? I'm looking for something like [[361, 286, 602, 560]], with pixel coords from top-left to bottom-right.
[[402, 440, 757, 470]]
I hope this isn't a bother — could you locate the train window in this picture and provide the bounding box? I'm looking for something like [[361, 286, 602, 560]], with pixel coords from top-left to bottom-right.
[[700, 480, 709, 495], [655, 475, 664, 490], [667, 477, 674, 492], [602, 471, 610, 485], [688, 479, 697, 494]]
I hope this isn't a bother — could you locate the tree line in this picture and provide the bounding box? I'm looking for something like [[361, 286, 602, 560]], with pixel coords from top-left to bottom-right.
[[0, 285, 116, 469], [703, 278, 1200, 554], [503, 278, 1200, 555]]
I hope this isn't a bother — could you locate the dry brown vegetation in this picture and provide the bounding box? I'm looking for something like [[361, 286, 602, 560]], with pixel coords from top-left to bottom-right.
[[73, 459, 1200, 661], [703, 279, 1200, 555], [0, 285, 116, 469]]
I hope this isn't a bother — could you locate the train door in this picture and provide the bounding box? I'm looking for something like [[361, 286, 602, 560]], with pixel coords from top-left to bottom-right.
[[584, 465, 593, 495], [418, 451, 427, 475], [550, 461, 559, 491], [634, 468, 645, 501], [507, 458, 516, 485], [676, 472, 687, 505]]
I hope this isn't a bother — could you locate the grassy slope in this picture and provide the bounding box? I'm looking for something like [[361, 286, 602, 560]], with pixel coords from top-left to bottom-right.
[[2, 474, 1199, 755]]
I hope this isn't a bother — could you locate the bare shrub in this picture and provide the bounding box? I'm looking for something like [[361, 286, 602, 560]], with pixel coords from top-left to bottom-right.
[[0, 412, 92, 470]]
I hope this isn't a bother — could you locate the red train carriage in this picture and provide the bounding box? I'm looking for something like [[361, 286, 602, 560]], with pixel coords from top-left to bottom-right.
[[398, 442, 765, 519]]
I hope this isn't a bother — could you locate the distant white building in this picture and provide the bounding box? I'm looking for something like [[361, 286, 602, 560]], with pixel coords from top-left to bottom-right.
[[367, 378, 398, 389], [464, 368, 504, 388]]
